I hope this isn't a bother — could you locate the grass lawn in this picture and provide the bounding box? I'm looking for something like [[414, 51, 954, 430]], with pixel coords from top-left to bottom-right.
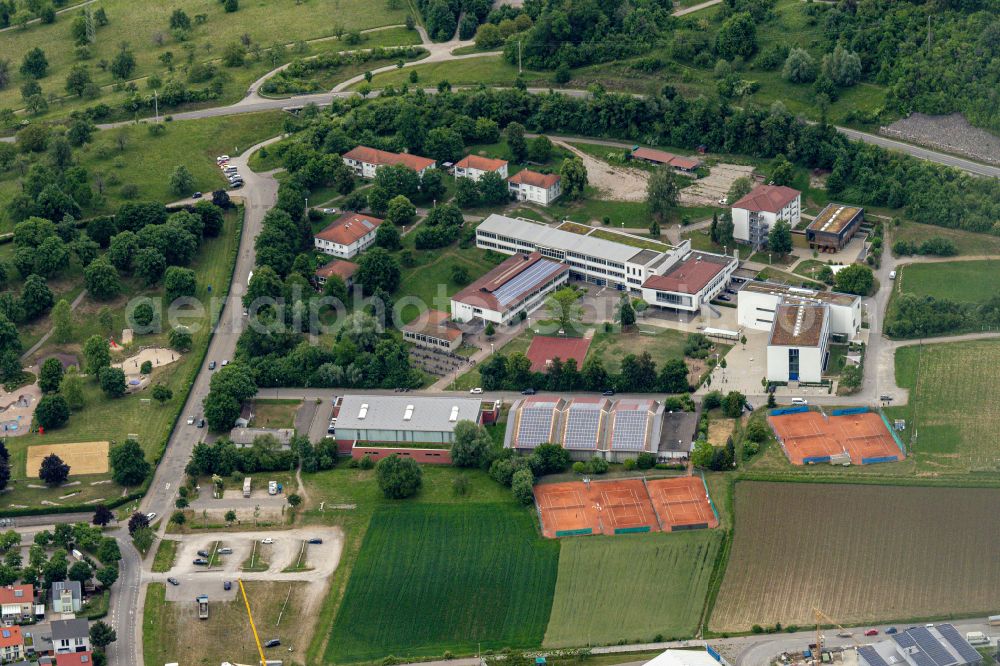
[[394, 246, 505, 324], [543, 531, 722, 647], [261, 42, 427, 97], [793, 259, 838, 282], [449, 328, 536, 391], [892, 221, 1000, 257], [151, 539, 179, 573], [325, 503, 559, 662], [897, 260, 1000, 303], [755, 266, 825, 290], [0, 207, 243, 510], [76, 112, 286, 213], [250, 399, 301, 429], [887, 340, 1000, 473], [549, 195, 650, 229], [1, 0, 410, 122], [588, 327, 690, 375], [356, 56, 555, 90]]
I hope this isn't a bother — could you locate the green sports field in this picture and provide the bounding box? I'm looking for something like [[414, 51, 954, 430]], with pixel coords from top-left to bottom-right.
[[543, 531, 722, 647], [325, 503, 559, 662]]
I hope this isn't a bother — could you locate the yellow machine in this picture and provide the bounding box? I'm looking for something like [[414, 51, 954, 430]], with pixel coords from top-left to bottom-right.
[[238, 579, 268, 666]]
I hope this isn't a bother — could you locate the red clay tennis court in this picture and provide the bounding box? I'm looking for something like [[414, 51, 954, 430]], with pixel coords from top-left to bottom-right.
[[768, 408, 903, 465], [647, 477, 719, 531], [534, 477, 719, 538]]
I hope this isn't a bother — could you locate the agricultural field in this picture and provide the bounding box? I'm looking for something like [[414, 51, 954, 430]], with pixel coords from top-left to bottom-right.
[[895, 260, 1000, 303], [544, 531, 722, 647], [889, 340, 1000, 473], [324, 503, 559, 662], [710, 482, 1000, 632]]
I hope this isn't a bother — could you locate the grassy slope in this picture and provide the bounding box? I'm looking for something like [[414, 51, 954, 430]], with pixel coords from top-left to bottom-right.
[[892, 221, 1000, 257], [544, 531, 721, 647], [357, 56, 556, 90], [897, 260, 1000, 303], [394, 242, 505, 325], [326, 502, 559, 662]]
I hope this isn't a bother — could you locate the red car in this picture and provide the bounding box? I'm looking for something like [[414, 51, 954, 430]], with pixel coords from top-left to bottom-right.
[[865, 629, 879, 637]]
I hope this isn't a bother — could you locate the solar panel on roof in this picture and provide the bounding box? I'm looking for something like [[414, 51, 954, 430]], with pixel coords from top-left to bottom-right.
[[611, 410, 648, 450], [858, 646, 889, 666], [894, 633, 917, 649], [492, 260, 563, 307], [517, 407, 555, 447], [909, 649, 940, 666], [911, 627, 957, 666], [935, 624, 981, 665], [564, 407, 601, 450]]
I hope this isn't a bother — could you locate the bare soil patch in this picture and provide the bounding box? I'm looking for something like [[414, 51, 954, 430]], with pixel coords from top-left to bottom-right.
[[556, 141, 649, 201], [26, 441, 109, 477], [679, 163, 755, 206]]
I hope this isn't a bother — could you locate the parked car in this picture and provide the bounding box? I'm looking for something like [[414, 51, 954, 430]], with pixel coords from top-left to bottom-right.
[[229, 180, 244, 189], [192, 192, 202, 199], [261, 538, 274, 545], [208, 361, 217, 370], [469, 387, 483, 394], [197, 418, 206, 428], [221, 359, 229, 366], [223, 580, 232, 591], [264, 639, 281, 648], [865, 629, 879, 637], [791, 398, 808, 405], [167, 577, 179, 586], [718, 197, 727, 205], [187, 416, 195, 425], [146, 512, 157, 522], [521, 388, 536, 395], [218, 547, 233, 555], [885, 627, 898, 635], [717, 295, 731, 301], [192, 558, 209, 566], [602, 389, 615, 396], [307, 538, 323, 545], [216, 155, 230, 163], [197, 550, 209, 557]]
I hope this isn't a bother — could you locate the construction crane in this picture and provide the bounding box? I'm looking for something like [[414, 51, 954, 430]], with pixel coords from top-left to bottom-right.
[[239, 579, 268, 666], [812, 607, 856, 660]]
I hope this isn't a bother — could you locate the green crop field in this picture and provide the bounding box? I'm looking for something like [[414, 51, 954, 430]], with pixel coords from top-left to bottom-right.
[[888, 340, 1000, 472], [710, 482, 1000, 632], [544, 532, 722, 647], [896, 260, 1000, 303], [325, 503, 559, 662]]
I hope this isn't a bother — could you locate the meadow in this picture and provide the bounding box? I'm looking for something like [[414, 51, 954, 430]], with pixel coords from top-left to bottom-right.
[[587, 327, 694, 375], [889, 340, 1000, 473], [896, 260, 1000, 303], [710, 482, 1000, 632], [544, 531, 722, 647], [324, 503, 559, 662], [892, 221, 1000, 258]]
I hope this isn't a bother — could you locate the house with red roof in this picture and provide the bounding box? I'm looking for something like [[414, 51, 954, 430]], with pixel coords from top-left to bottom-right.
[[314, 259, 359, 289], [454, 155, 508, 182], [730, 184, 801, 249], [55, 652, 95, 666], [0, 585, 35, 624], [640, 252, 736, 313], [507, 170, 561, 206], [0, 625, 24, 662], [630, 147, 702, 172], [313, 213, 382, 259], [342, 146, 436, 178]]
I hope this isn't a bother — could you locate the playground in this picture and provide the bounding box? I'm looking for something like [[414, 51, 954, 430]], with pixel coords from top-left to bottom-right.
[[768, 407, 904, 465], [26, 441, 110, 478], [534, 476, 718, 538], [0, 384, 41, 437], [113, 347, 183, 392]]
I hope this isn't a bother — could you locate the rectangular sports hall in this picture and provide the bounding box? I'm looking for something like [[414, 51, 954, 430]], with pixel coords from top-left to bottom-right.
[[533, 476, 719, 538], [768, 406, 905, 465]]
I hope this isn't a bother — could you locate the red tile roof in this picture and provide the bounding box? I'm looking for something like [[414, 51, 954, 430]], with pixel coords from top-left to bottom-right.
[[508, 170, 560, 189], [315, 213, 382, 247], [56, 653, 94, 666], [403, 309, 463, 342], [526, 335, 592, 372], [0, 625, 21, 649], [642, 253, 731, 295], [452, 252, 568, 313], [733, 184, 800, 214], [315, 260, 359, 281], [456, 155, 508, 172], [631, 147, 701, 170], [0, 585, 32, 606], [343, 146, 435, 172]]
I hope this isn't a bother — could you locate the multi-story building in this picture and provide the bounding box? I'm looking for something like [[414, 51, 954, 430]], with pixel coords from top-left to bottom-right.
[[731, 184, 801, 249], [313, 213, 382, 259], [450, 251, 569, 325], [474, 214, 737, 314], [736, 281, 862, 341], [341, 146, 436, 178], [766, 302, 830, 383], [51, 581, 82, 614], [0, 625, 23, 662], [51, 619, 90, 654], [454, 155, 508, 181], [805, 203, 864, 251], [0, 586, 35, 624], [507, 170, 561, 205]]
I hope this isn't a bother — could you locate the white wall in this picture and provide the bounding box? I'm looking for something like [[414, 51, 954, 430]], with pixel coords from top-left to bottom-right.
[[737, 290, 780, 331], [767, 344, 825, 382], [732, 208, 752, 242]]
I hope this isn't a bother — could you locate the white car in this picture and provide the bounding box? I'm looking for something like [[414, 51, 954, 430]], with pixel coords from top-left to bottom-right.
[[791, 398, 809, 405], [221, 359, 229, 367], [216, 155, 230, 163], [146, 512, 157, 522], [187, 416, 195, 425], [261, 538, 274, 545], [469, 387, 483, 394]]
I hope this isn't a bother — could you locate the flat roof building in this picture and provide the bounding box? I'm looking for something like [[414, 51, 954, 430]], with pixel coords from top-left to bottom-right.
[[336, 394, 483, 445], [737, 280, 862, 341], [766, 303, 830, 383], [402, 309, 463, 352], [806, 203, 864, 251], [450, 251, 569, 325]]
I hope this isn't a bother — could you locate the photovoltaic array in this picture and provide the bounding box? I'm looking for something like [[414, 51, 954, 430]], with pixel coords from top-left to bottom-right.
[[517, 406, 556, 447], [611, 410, 648, 450], [563, 404, 602, 449]]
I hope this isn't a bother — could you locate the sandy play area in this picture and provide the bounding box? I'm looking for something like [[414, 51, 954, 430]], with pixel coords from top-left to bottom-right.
[[114, 347, 182, 377], [0, 384, 41, 437], [26, 441, 110, 477]]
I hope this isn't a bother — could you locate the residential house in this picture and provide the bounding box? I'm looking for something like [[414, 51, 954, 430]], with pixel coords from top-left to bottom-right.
[[0, 625, 24, 662], [730, 184, 801, 249], [507, 170, 561, 206], [454, 155, 508, 181], [51, 582, 82, 615], [341, 146, 435, 178], [0, 586, 34, 624], [55, 652, 94, 666], [50, 619, 89, 654], [313, 213, 382, 260], [314, 259, 359, 289]]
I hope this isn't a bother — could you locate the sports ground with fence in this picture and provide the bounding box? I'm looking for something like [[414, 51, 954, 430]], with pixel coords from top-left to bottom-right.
[[534, 476, 719, 538], [768, 406, 906, 465]]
